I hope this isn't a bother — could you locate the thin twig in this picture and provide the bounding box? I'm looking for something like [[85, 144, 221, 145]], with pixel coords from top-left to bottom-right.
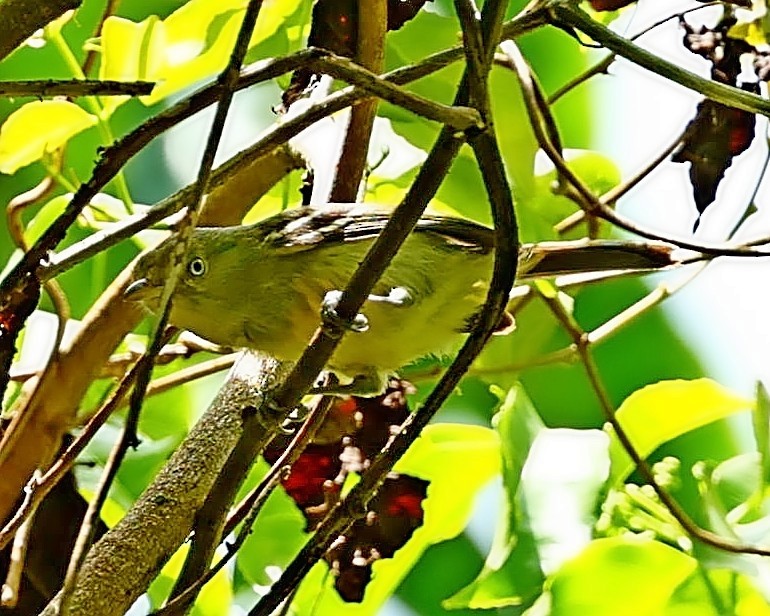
[[6, 165, 71, 374], [304, 53, 480, 130], [500, 39, 770, 259], [599, 128, 685, 207], [0, 79, 154, 97], [0, 484, 36, 607], [548, 1, 770, 118], [59, 426, 130, 613], [536, 283, 770, 558], [548, 53, 614, 104], [546, 2, 723, 104], [124, 354, 237, 403]]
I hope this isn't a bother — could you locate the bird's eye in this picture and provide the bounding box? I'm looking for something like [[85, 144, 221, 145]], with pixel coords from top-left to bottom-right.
[[187, 256, 207, 277]]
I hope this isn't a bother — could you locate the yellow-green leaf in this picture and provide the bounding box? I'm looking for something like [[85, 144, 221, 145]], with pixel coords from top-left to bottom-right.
[[607, 379, 752, 485], [0, 101, 97, 174], [248, 0, 307, 47], [550, 537, 696, 616], [119, 0, 307, 105], [99, 16, 164, 114], [149, 543, 232, 615]]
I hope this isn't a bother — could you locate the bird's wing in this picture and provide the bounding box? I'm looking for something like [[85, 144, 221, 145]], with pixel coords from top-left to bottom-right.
[[261, 205, 494, 254]]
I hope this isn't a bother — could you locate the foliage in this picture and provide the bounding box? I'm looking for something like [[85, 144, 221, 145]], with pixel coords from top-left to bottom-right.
[[0, 0, 769, 615]]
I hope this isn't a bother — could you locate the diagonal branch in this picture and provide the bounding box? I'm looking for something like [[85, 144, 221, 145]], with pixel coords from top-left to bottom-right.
[[250, 0, 517, 611], [548, 1, 770, 118], [39, 353, 290, 616]]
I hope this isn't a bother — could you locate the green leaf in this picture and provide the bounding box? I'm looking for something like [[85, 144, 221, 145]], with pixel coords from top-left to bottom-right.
[[0, 101, 97, 173], [445, 385, 546, 611], [99, 15, 164, 114], [607, 379, 752, 485], [446, 388, 611, 611], [148, 1, 244, 103], [754, 382, 770, 487], [291, 423, 501, 614], [527, 149, 621, 242], [100, 15, 163, 83], [23, 195, 69, 246], [549, 537, 696, 616], [666, 568, 770, 616], [100, 0, 308, 106]]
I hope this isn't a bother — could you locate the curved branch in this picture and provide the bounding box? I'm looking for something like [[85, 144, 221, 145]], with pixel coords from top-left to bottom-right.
[[549, 1, 770, 117]]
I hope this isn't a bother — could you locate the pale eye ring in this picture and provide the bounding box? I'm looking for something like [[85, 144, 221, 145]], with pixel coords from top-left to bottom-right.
[[187, 256, 207, 277]]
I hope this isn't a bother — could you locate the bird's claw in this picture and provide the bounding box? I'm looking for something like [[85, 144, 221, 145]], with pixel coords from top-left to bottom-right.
[[321, 286, 414, 336], [321, 290, 369, 334], [278, 403, 311, 434]]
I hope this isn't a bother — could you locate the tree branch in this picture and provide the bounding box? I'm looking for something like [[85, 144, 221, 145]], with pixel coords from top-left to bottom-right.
[[250, 0, 516, 610], [549, 1, 770, 117], [328, 0, 388, 202], [0, 79, 154, 97], [39, 353, 289, 616]]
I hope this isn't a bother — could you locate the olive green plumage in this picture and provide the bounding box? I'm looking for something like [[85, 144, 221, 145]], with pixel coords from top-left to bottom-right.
[[128, 204, 675, 393]]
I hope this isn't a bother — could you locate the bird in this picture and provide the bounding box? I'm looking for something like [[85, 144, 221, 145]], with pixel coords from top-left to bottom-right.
[[126, 204, 676, 394]]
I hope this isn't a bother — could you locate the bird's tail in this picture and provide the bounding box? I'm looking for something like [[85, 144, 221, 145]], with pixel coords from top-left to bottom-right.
[[518, 239, 683, 279]]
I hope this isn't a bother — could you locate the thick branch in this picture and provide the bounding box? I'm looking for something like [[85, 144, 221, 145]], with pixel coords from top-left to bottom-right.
[[39, 353, 289, 616]]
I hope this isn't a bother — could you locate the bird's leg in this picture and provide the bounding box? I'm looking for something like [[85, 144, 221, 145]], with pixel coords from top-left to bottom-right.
[[365, 286, 414, 307], [260, 397, 312, 434], [321, 290, 370, 333], [321, 287, 413, 334]]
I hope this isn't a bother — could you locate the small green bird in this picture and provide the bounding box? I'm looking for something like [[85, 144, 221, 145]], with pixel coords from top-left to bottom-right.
[[126, 204, 676, 394]]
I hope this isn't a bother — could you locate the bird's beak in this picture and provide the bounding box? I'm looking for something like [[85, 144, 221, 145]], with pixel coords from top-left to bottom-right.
[[124, 278, 154, 301]]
